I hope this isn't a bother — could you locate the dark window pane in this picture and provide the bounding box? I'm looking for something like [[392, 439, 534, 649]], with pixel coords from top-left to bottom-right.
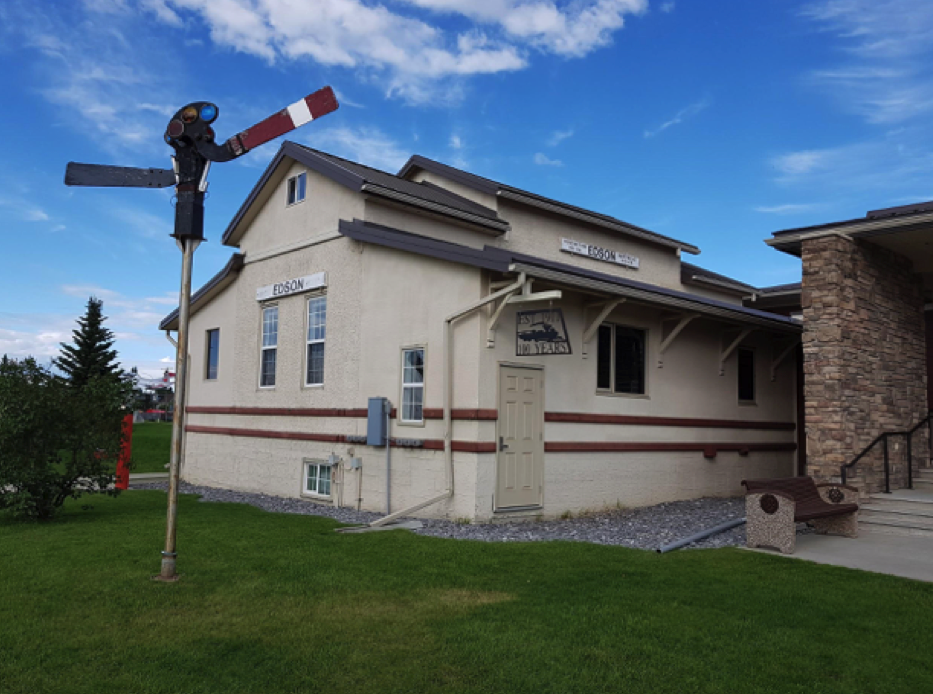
[[614, 327, 645, 394], [287, 177, 296, 205], [596, 324, 612, 390], [307, 343, 324, 385], [738, 348, 755, 401], [261, 348, 276, 387], [206, 329, 219, 380]]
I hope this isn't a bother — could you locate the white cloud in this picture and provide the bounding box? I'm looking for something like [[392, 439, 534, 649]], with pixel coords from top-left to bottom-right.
[[0, 195, 53, 224], [307, 126, 411, 172], [546, 128, 574, 146], [533, 152, 563, 167], [152, 0, 646, 102], [754, 203, 824, 215], [801, 0, 933, 124], [769, 136, 933, 194], [643, 96, 711, 138], [660, 2, 675, 13], [772, 150, 827, 176], [450, 133, 463, 149]]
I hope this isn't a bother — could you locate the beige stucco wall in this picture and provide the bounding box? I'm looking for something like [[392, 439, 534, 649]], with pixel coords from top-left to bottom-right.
[[236, 161, 364, 258], [408, 169, 500, 211], [363, 198, 498, 249], [186, 282, 237, 407], [493, 199, 685, 289]]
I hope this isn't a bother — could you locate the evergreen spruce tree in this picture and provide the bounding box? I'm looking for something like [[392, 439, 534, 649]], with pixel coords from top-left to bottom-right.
[[54, 297, 120, 387]]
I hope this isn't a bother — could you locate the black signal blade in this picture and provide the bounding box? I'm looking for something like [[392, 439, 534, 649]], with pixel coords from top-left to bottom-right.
[[65, 163, 176, 188]]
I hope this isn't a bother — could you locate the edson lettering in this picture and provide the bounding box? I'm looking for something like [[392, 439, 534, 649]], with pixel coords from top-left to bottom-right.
[[273, 278, 305, 296]]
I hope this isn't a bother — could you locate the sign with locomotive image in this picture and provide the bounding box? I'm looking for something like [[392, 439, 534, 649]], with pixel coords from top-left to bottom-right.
[[516, 309, 572, 355]]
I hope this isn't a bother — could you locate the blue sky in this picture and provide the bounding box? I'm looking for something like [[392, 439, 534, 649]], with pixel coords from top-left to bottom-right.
[[1, 0, 932, 376]]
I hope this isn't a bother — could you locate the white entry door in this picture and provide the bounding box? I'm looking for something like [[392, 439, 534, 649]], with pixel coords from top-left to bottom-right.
[[496, 365, 544, 509]]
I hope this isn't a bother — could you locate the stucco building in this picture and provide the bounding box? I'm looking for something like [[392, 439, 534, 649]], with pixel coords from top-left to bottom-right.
[[160, 142, 816, 522]]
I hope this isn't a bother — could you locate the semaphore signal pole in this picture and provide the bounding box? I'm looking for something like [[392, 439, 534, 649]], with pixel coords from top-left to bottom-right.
[[65, 88, 340, 581]]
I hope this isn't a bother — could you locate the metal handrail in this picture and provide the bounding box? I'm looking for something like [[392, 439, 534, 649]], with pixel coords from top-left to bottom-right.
[[839, 412, 932, 493]]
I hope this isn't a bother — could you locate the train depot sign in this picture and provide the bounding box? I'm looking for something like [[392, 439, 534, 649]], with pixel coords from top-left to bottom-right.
[[560, 237, 639, 269], [516, 309, 572, 355], [256, 272, 326, 301]]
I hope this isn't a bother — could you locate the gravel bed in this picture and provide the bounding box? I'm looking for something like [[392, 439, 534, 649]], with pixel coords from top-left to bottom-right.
[[131, 482, 809, 551]]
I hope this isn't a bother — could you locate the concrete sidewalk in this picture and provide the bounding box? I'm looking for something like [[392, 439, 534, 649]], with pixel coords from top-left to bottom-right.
[[744, 529, 933, 583]]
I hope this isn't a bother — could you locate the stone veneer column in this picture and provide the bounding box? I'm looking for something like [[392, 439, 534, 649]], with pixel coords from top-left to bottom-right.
[[801, 235, 927, 493]]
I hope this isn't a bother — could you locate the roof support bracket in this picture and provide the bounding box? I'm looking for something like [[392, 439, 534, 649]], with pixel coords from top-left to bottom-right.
[[771, 336, 801, 381], [720, 328, 754, 376], [657, 313, 699, 368], [486, 286, 522, 348], [581, 299, 625, 358]]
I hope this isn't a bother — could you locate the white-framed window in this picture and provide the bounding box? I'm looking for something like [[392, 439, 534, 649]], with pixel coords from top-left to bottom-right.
[[738, 347, 756, 403], [596, 323, 646, 395], [260, 305, 278, 388], [400, 347, 425, 423], [286, 172, 306, 206], [305, 295, 326, 386], [205, 328, 220, 380], [304, 460, 332, 497]]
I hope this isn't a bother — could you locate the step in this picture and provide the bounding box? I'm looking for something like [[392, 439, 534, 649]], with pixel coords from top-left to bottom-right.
[[911, 479, 933, 492], [860, 512, 933, 538], [861, 503, 933, 519]]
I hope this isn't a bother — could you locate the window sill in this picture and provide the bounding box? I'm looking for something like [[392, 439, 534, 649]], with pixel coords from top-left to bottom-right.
[[303, 383, 324, 390], [595, 391, 650, 400], [397, 419, 425, 428], [300, 493, 333, 504], [286, 199, 306, 208], [738, 400, 758, 407]]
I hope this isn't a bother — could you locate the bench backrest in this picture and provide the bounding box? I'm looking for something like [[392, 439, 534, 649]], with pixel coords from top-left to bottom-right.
[[741, 476, 822, 503]]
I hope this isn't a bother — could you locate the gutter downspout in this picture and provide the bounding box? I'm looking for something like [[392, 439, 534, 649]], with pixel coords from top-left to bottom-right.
[[369, 272, 526, 527], [164, 330, 188, 476]]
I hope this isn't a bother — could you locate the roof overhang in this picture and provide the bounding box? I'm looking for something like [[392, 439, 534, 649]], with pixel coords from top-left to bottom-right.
[[222, 143, 508, 247], [160, 253, 244, 331], [768, 210, 933, 273], [399, 154, 701, 256], [340, 218, 800, 335]]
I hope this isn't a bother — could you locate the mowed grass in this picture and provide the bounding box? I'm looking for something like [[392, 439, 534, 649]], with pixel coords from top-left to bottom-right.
[[1, 492, 931, 694], [130, 422, 172, 473]]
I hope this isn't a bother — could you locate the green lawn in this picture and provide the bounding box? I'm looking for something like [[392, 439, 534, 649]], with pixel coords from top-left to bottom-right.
[[1, 492, 931, 694], [130, 422, 172, 473]]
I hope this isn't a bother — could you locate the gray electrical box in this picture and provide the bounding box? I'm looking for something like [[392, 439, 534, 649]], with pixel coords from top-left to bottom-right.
[[367, 397, 389, 446]]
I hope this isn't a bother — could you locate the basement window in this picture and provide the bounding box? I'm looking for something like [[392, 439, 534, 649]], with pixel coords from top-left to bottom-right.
[[286, 172, 306, 206], [596, 324, 646, 395], [738, 348, 756, 403], [304, 460, 332, 497]]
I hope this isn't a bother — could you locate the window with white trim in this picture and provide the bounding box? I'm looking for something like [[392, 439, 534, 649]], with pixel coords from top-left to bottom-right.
[[286, 172, 306, 205], [260, 306, 278, 387], [304, 460, 332, 497], [400, 348, 424, 423], [205, 328, 219, 380], [305, 295, 326, 386], [738, 347, 755, 403], [596, 324, 646, 395]]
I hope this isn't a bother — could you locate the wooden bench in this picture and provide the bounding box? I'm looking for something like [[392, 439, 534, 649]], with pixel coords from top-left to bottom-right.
[[741, 476, 859, 554]]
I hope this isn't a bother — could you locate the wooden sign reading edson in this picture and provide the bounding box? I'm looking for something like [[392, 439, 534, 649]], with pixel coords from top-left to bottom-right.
[[256, 272, 326, 301], [516, 309, 572, 356]]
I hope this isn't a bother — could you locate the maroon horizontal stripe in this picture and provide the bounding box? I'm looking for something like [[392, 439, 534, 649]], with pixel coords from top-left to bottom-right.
[[185, 424, 496, 452], [187, 406, 498, 421], [544, 412, 795, 431], [187, 406, 368, 418], [544, 441, 797, 454]]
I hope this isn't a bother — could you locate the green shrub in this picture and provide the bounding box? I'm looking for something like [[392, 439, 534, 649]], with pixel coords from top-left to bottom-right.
[[0, 357, 130, 521]]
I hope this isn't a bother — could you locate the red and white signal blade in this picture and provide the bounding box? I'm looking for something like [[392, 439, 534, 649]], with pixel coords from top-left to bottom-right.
[[226, 86, 338, 157]]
